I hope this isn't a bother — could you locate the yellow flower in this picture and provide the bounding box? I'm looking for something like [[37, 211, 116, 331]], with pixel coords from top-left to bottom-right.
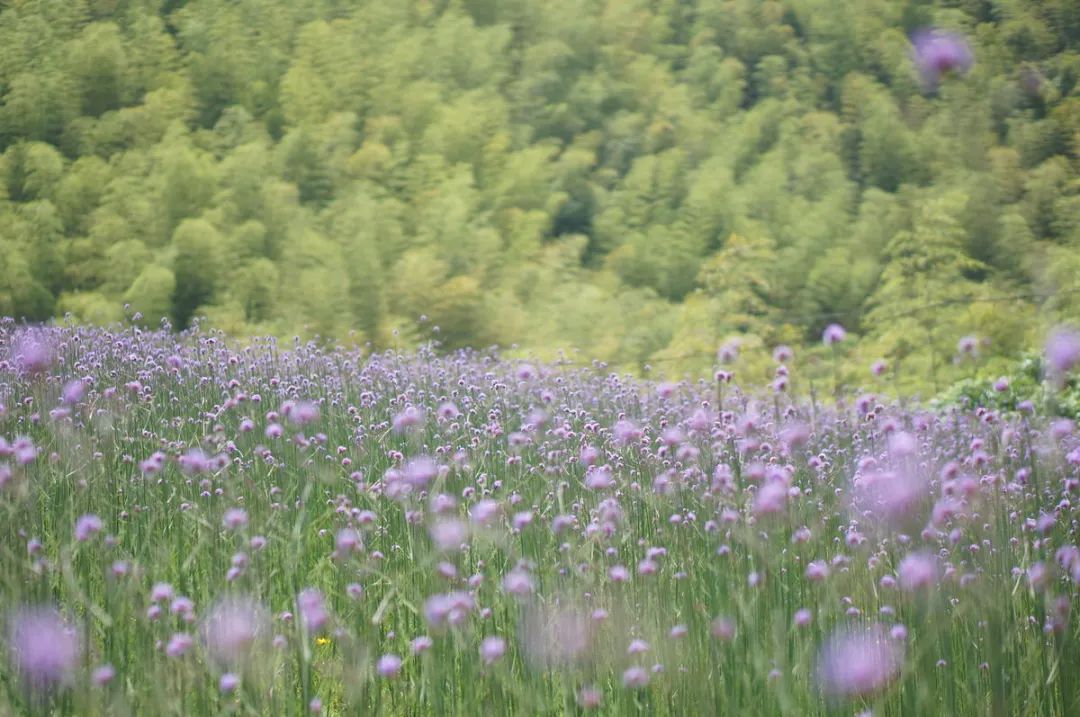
[[315, 637, 331, 646]]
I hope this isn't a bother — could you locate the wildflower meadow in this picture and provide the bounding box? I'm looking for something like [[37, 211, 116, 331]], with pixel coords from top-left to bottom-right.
[[2, 320, 1080, 716]]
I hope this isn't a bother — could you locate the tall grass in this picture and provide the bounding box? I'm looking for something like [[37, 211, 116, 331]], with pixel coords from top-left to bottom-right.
[[0, 321, 1077, 716]]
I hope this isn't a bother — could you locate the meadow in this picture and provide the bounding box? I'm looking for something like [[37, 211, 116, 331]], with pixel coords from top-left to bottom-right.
[[0, 320, 1079, 716]]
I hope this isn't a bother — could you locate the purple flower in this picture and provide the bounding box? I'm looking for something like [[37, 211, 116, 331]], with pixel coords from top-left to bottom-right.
[[220, 673, 240, 694], [753, 479, 789, 517], [429, 519, 468, 553], [8, 607, 81, 691], [1046, 327, 1080, 378], [165, 633, 194, 658], [392, 406, 425, 433], [62, 380, 86, 405], [75, 514, 103, 542], [223, 508, 248, 530], [520, 605, 592, 669], [298, 589, 329, 633], [92, 664, 115, 687], [502, 568, 534, 597], [336, 528, 361, 555], [469, 499, 500, 527], [480, 636, 506, 665], [911, 28, 973, 91], [622, 666, 650, 689], [423, 591, 474, 630], [823, 324, 847, 346], [202, 597, 267, 667], [816, 625, 904, 698], [577, 686, 603, 708], [897, 553, 938, 592], [377, 654, 403, 678], [12, 332, 53, 376]]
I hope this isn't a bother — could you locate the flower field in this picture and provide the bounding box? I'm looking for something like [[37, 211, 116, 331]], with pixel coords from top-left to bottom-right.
[[1, 321, 1079, 716]]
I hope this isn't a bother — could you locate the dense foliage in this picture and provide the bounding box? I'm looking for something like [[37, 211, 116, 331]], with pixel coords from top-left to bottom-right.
[[2, 323, 1080, 715], [1, 0, 1079, 392]]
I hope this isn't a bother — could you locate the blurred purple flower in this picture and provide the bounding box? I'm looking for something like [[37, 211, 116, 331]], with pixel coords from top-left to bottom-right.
[[480, 636, 506, 665], [202, 596, 268, 667], [377, 654, 403, 678], [911, 28, 973, 91], [297, 589, 328, 633], [823, 324, 847, 346], [816, 625, 904, 698], [11, 332, 53, 376], [75, 514, 103, 542], [7, 607, 81, 691], [1046, 327, 1080, 378]]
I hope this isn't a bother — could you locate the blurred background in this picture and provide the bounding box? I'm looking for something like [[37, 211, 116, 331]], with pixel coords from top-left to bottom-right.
[[0, 0, 1078, 398]]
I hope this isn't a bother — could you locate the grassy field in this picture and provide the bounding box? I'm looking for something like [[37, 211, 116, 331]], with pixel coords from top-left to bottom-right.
[[1, 321, 1078, 715]]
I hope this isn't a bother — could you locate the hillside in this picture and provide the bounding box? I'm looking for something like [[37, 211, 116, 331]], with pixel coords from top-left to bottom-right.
[[1, 0, 1079, 392]]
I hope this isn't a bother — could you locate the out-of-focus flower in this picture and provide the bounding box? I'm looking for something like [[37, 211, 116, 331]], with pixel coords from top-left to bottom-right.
[[910, 28, 973, 91], [202, 596, 268, 668], [823, 324, 847, 346], [1046, 327, 1080, 383], [480, 636, 506, 665], [297, 589, 328, 633], [816, 625, 904, 699], [897, 553, 938, 592], [7, 607, 81, 691], [377, 654, 403, 678]]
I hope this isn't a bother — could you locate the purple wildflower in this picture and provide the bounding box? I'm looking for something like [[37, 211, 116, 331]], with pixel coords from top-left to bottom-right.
[[377, 654, 403, 678], [74, 514, 103, 542], [910, 28, 973, 91], [1047, 327, 1080, 379], [297, 589, 328, 633], [202, 597, 267, 667], [7, 607, 81, 691], [480, 636, 506, 665], [823, 324, 847, 346], [816, 625, 904, 698]]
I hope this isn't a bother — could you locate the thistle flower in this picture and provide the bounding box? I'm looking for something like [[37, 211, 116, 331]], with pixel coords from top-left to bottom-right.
[[429, 519, 468, 552], [753, 479, 789, 517], [11, 332, 52, 376], [92, 664, 115, 687], [75, 514, 103, 542], [7, 607, 81, 691], [377, 654, 403, 678], [297, 589, 328, 633], [223, 508, 248, 530], [1046, 327, 1080, 381], [62, 380, 86, 404], [897, 553, 938, 592], [816, 625, 904, 699], [622, 666, 650, 689], [219, 673, 240, 694], [202, 596, 268, 668], [166, 633, 194, 658], [480, 636, 506, 665], [823, 324, 847, 346], [910, 28, 973, 91]]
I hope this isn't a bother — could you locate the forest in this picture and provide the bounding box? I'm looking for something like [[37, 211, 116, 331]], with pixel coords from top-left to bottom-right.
[[1, 0, 1079, 396]]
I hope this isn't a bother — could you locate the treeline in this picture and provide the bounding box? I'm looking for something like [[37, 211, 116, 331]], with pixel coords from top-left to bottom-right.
[[1, 0, 1079, 392]]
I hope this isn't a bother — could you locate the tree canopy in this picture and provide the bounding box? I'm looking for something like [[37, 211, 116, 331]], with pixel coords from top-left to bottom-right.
[[1, 0, 1078, 393]]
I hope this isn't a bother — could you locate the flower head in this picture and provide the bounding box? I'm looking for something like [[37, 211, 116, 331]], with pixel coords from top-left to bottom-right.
[[816, 625, 904, 699], [823, 324, 847, 346], [202, 596, 268, 667], [911, 28, 973, 91], [7, 607, 81, 691]]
